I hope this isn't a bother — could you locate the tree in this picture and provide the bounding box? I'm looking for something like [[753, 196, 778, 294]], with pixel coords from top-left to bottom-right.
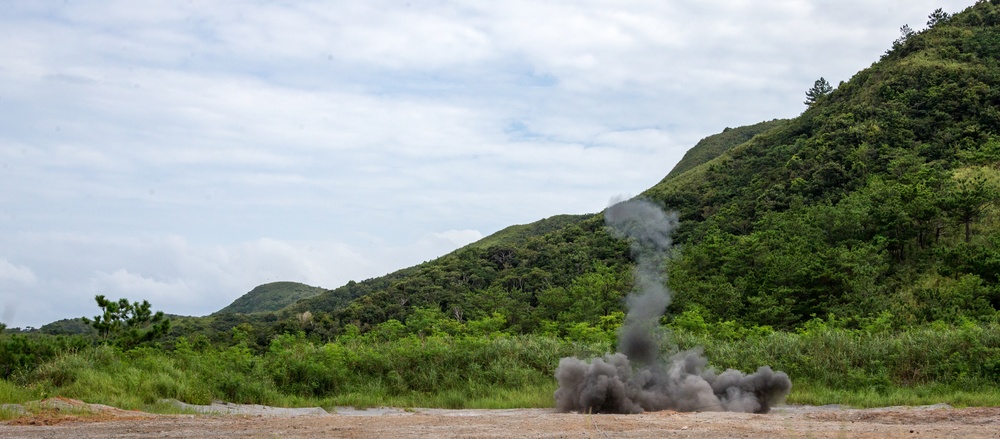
[[943, 175, 998, 243], [927, 8, 951, 27], [82, 295, 171, 349], [891, 24, 916, 52], [804, 77, 833, 107]]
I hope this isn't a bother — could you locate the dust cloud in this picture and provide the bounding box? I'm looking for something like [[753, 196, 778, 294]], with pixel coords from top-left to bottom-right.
[[554, 198, 791, 414]]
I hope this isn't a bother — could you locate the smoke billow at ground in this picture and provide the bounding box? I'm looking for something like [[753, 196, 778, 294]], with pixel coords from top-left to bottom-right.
[[554, 198, 792, 414]]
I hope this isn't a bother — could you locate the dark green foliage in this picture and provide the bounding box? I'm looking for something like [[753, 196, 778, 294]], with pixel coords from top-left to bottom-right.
[[82, 295, 170, 350], [804, 77, 834, 107], [672, 318, 1000, 391], [662, 119, 788, 180], [468, 214, 591, 249], [637, 2, 1000, 329], [286, 269, 417, 318], [0, 334, 89, 379], [928, 8, 952, 28], [215, 281, 327, 315], [38, 318, 96, 335]]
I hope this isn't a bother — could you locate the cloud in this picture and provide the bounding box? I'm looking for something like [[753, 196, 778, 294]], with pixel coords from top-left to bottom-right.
[[91, 269, 193, 305], [0, 229, 486, 327], [0, 258, 38, 327], [0, 259, 36, 285]]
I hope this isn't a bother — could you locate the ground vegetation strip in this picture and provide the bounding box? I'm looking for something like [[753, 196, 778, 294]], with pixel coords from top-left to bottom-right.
[[2, 320, 1000, 410]]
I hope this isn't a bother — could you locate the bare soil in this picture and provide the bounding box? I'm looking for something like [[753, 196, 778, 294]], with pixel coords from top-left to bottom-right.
[[2, 399, 999, 438]]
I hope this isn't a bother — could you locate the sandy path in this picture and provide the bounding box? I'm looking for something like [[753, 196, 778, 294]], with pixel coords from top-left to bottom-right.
[[2, 402, 999, 438]]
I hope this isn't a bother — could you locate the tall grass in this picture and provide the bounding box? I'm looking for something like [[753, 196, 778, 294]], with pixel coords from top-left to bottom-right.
[[789, 381, 1000, 407], [13, 334, 608, 410], [5, 324, 1000, 410], [671, 322, 1000, 390], [0, 378, 42, 404]]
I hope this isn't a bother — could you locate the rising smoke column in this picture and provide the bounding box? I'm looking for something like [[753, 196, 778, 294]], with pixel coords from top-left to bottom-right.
[[553, 198, 791, 414]]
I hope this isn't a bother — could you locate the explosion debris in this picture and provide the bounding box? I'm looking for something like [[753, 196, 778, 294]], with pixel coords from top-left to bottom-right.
[[554, 198, 792, 414]]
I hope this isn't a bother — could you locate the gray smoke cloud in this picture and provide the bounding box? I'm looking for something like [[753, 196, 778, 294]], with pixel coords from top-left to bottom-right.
[[554, 198, 791, 414]]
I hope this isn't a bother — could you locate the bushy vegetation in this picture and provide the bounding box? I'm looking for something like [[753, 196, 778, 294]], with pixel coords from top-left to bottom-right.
[[668, 312, 1000, 393], [3, 316, 1000, 409], [1, 327, 608, 410]]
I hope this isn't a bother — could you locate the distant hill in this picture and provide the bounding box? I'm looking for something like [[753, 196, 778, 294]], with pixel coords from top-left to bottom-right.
[[38, 317, 95, 335], [216, 282, 327, 314]]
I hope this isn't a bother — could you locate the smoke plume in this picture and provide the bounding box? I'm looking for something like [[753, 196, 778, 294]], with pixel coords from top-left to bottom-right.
[[554, 198, 791, 414]]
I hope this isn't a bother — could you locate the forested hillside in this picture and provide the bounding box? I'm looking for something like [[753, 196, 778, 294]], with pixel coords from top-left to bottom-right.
[[648, 3, 1000, 328], [265, 1, 1000, 340]]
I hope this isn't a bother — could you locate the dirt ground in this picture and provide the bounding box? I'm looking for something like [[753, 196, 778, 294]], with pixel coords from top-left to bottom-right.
[[2, 399, 999, 439]]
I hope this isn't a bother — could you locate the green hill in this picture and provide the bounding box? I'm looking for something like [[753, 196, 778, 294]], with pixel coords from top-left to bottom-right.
[[38, 318, 95, 335], [259, 2, 1000, 339], [468, 214, 592, 250], [662, 119, 788, 180], [216, 281, 327, 315]]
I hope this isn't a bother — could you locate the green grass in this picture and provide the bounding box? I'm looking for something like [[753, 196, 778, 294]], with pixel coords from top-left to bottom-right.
[[4, 326, 1000, 413], [788, 381, 1000, 408], [0, 378, 43, 404], [319, 382, 558, 410]]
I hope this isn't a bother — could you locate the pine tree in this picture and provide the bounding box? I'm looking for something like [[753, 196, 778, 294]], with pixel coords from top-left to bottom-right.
[[804, 77, 833, 107], [83, 295, 171, 349]]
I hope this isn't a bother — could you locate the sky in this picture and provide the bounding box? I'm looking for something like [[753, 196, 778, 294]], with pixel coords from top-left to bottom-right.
[[0, 0, 975, 328]]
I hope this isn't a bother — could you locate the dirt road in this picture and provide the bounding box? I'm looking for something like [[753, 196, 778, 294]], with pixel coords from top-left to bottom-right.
[[2, 401, 999, 438]]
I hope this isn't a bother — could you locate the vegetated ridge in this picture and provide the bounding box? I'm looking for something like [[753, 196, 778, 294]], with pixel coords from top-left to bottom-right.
[[215, 282, 327, 315], [662, 119, 788, 180], [263, 1, 1000, 341]]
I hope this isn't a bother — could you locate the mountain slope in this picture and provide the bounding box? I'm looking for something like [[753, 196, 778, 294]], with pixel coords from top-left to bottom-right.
[[272, 1, 1000, 337], [468, 214, 592, 250], [644, 2, 1000, 325], [662, 119, 788, 180], [216, 281, 327, 314]]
